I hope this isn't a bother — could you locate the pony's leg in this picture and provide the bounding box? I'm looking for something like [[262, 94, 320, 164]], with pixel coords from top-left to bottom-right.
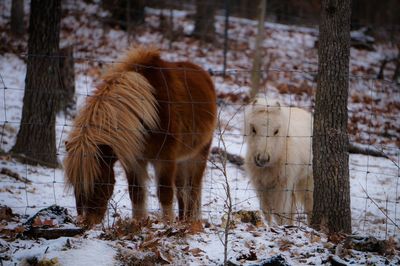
[[185, 144, 210, 221], [84, 146, 117, 225], [155, 161, 177, 221], [175, 162, 188, 220], [268, 188, 292, 225], [75, 191, 84, 217], [176, 159, 205, 221], [291, 190, 300, 225], [304, 190, 313, 224], [279, 188, 294, 225], [126, 161, 148, 220], [259, 191, 274, 225], [174, 142, 210, 221]]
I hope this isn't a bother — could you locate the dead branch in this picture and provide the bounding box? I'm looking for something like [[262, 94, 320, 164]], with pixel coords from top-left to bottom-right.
[[377, 56, 399, 80], [24, 227, 85, 239], [359, 184, 399, 231], [329, 255, 348, 266], [210, 147, 244, 167], [1, 167, 31, 184], [348, 143, 388, 158], [377, 59, 388, 80], [393, 45, 400, 83], [211, 143, 388, 171]]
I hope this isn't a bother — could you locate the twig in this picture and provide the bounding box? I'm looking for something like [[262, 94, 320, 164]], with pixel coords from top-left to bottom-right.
[[0, 167, 31, 184], [348, 143, 388, 159], [359, 184, 400, 231], [211, 104, 234, 266], [210, 147, 244, 167]]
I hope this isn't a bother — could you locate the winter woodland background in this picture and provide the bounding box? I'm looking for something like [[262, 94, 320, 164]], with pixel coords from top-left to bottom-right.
[[0, 0, 399, 265]]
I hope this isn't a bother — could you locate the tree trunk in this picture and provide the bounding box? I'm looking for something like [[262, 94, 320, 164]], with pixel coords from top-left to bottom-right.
[[222, 0, 230, 78], [250, 0, 266, 99], [102, 0, 145, 30], [11, 0, 61, 168], [11, 0, 24, 37], [58, 46, 76, 114], [393, 44, 400, 83], [311, 0, 352, 234], [192, 0, 216, 42]]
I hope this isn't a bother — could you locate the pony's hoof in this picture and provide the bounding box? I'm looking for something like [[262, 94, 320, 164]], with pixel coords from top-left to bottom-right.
[[133, 211, 148, 222]]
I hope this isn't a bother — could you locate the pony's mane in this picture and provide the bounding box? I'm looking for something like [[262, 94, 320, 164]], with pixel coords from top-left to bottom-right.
[[244, 97, 286, 135], [65, 47, 160, 196], [245, 97, 283, 118], [108, 46, 161, 74]]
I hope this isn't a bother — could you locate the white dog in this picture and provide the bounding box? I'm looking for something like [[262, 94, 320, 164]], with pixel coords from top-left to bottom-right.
[[244, 97, 313, 225]]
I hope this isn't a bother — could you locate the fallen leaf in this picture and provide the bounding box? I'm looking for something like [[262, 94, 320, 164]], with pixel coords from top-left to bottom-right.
[[188, 221, 203, 234], [0, 205, 14, 221], [278, 239, 293, 252], [15, 226, 26, 233], [310, 234, 321, 243], [328, 232, 346, 244], [158, 250, 173, 264], [32, 217, 43, 227], [141, 237, 160, 250], [236, 249, 257, 261], [43, 219, 56, 227], [189, 247, 204, 257], [245, 224, 256, 232]]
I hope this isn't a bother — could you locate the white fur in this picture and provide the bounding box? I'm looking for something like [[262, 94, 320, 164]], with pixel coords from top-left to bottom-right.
[[244, 97, 313, 225]]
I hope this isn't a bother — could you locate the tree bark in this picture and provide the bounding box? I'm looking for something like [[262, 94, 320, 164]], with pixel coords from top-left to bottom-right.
[[311, 0, 352, 233], [250, 0, 266, 99], [192, 0, 216, 42], [393, 44, 400, 83], [102, 0, 145, 30], [58, 46, 76, 114], [11, 0, 61, 168], [11, 0, 24, 37]]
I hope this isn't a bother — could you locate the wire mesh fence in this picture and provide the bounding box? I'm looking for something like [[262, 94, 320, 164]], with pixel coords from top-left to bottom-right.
[[0, 58, 399, 239], [0, 0, 399, 242]]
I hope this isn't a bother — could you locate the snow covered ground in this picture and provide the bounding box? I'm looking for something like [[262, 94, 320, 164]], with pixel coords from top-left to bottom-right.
[[0, 1, 399, 265]]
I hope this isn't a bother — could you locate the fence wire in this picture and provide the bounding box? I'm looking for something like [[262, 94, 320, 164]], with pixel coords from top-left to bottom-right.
[[0, 0, 399, 240], [0, 59, 399, 238]]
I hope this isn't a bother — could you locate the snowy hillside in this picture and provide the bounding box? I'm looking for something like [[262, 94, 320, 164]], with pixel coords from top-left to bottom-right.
[[0, 1, 399, 265]]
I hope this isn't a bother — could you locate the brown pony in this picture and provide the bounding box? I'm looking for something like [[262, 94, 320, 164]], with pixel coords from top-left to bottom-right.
[[64, 47, 217, 225]]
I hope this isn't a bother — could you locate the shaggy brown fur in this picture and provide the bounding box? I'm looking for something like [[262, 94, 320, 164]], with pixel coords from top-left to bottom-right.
[[64, 47, 217, 225]]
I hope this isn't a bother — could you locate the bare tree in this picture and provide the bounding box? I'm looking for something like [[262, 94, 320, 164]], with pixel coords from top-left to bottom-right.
[[393, 44, 400, 83], [250, 0, 267, 99], [58, 46, 76, 114], [311, 0, 352, 233], [102, 0, 145, 30], [192, 0, 216, 42], [11, 0, 24, 37], [11, 0, 61, 167]]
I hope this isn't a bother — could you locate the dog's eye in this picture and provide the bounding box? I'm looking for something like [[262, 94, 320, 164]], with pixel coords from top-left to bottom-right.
[[251, 126, 257, 135], [273, 129, 279, 135]]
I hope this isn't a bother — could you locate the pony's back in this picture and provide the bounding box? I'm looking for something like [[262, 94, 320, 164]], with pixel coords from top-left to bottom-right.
[[123, 50, 217, 161]]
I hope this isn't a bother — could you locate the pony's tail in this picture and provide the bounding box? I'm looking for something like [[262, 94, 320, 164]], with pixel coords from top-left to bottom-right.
[[64, 71, 159, 199]]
